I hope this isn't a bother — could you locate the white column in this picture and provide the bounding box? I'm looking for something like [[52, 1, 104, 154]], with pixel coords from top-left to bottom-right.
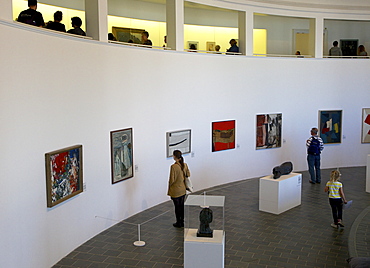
[[166, 0, 184, 51], [309, 17, 324, 58], [85, 0, 108, 41], [238, 11, 254, 56], [0, 0, 13, 21], [366, 154, 370, 193]]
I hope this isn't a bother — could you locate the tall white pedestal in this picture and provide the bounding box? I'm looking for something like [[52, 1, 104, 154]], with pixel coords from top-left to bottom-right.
[[259, 172, 302, 215], [184, 229, 224, 268], [366, 155, 370, 193]]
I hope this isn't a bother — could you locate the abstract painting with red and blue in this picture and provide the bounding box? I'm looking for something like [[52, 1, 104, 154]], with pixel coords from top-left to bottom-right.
[[319, 110, 342, 144]]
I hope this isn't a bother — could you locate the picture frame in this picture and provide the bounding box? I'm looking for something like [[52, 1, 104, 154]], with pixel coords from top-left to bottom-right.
[[112, 26, 145, 44], [206, 41, 216, 51], [256, 113, 282, 150], [319, 110, 342, 144], [45, 145, 83, 208], [187, 41, 199, 50], [212, 120, 236, 152], [110, 128, 134, 184], [361, 108, 370, 143], [166, 129, 191, 158]]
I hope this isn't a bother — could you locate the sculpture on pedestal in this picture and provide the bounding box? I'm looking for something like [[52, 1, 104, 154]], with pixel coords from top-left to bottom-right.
[[273, 162, 293, 179], [197, 207, 213, 237]]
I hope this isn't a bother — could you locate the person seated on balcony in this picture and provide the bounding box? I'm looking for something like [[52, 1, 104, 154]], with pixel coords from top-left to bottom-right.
[[141, 31, 152, 46], [329, 41, 342, 57], [227, 39, 239, 54], [67, 17, 86, 36], [46, 11, 66, 32], [17, 0, 44, 27], [357, 45, 368, 57], [108, 33, 116, 41]]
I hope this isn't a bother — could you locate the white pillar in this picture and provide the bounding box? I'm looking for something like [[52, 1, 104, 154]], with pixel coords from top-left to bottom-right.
[[85, 0, 108, 41], [366, 154, 370, 193], [309, 17, 324, 58], [0, 0, 13, 21], [166, 0, 184, 51], [238, 11, 253, 56]]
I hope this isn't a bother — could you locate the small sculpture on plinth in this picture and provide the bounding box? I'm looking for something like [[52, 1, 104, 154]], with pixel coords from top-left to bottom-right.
[[197, 207, 213, 238], [272, 162, 293, 179]]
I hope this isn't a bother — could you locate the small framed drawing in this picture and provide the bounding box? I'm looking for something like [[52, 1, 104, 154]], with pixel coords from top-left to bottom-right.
[[111, 128, 134, 184], [212, 120, 236, 152], [362, 108, 370, 143], [45, 145, 83, 208], [206, 41, 216, 51], [256, 113, 282, 149], [187, 41, 199, 50], [166, 129, 191, 158], [319, 110, 342, 144]]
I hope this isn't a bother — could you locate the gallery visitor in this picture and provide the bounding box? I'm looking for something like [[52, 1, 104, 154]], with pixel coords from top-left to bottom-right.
[[17, 0, 45, 27], [46, 11, 66, 32], [141, 31, 152, 46], [324, 170, 348, 228], [357, 45, 368, 57], [167, 150, 190, 228], [329, 41, 342, 57], [227, 39, 239, 54], [306, 127, 324, 184], [67, 17, 86, 36]]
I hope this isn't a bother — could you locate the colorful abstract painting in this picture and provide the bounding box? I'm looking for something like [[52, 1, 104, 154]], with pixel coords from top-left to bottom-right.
[[362, 108, 370, 143], [256, 113, 282, 149], [319, 110, 342, 144], [166, 129, 191, 157], [111, 128, 133, 184], [212, 120, 235, 152], [45, 145, 83, 207]]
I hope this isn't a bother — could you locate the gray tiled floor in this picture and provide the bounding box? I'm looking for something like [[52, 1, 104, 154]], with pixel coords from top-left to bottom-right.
[[53, 167, 370, 268]]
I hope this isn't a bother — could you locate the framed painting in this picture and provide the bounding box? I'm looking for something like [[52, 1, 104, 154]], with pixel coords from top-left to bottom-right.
[[319, 110, 342, 144], [110, 128, 134, 184], [166, 129, 191, 158], [206, 41, 216, 51], [112, 26, 145, 43], [187, 41, 199, 50], [212, 120, 235, 152], [45, 145, 83, 208], [256, 113, 282, 149], [362, 108, 370, 143]]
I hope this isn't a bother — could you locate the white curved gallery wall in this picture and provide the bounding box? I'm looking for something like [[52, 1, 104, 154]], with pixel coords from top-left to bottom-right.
[[0, 20, 370, 267]]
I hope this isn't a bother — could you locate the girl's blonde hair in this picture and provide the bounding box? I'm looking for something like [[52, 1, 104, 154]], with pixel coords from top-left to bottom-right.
[[330, 170, 341, 182]]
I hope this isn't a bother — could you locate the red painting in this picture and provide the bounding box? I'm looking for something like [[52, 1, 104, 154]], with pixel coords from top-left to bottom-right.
[[212, 120, 235, 152]]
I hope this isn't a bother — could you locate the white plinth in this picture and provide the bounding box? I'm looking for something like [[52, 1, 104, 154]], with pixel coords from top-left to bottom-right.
[[366, 155, 370, 193], [184, 228, 224, 268], [259, 172, 302, 215]]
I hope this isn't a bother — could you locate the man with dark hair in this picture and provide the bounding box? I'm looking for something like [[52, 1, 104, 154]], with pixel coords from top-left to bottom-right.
[[306, 127, 324, 184], [141, 31, 152, 46], [17, 0, 45, 27], [227, 39, 239, 54], [46, 11, 66, 32], [67, 17, 86, 36], [329, 41, 342, 57]]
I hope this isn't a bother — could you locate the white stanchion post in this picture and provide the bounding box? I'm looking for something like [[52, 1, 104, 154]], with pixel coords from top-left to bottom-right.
[[133, 224, 145, 247]]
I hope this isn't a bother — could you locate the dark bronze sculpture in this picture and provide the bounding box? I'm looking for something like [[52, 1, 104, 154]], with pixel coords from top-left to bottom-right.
[[273, 162, 293, 179], [197, 207, 213, 237]]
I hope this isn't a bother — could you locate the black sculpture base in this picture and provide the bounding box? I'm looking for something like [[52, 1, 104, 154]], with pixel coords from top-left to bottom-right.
[[197, 231, 213, 238]]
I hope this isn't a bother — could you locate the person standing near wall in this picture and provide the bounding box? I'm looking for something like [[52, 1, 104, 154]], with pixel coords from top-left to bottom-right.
[[141, 31, 152, 46], [324, 170, 348, 228], [46, 11, 66, 32], [17, 0, 45, 27], [306, 127, 324, 184], [167, 150, 190, 228], [67, 17, 86, 36], [329, 41, 342, 57], [227, 39, 239, 54]]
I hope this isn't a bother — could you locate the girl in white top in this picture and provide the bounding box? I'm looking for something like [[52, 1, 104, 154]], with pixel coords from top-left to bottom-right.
[[324, 170, 348, 228]]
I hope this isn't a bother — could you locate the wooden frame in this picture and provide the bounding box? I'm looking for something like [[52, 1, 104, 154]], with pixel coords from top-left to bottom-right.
[[319, 110, 342, 144], [256, 113, 282, 150], [166, 129, 191, 158], [45, 145, 83, 208], [110, 128, 134, 184], [362, 108, 370, 143], [212, 120, 236, 152]]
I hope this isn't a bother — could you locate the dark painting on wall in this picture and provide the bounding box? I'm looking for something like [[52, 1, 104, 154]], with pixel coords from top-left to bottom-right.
[[111, 128, 133, 184], [361, 108, 370, 143], [212, 120, 235, 152], [319, 110, 342, 144], [45, 145, 83, 208], [256, 113, 282, 149]]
